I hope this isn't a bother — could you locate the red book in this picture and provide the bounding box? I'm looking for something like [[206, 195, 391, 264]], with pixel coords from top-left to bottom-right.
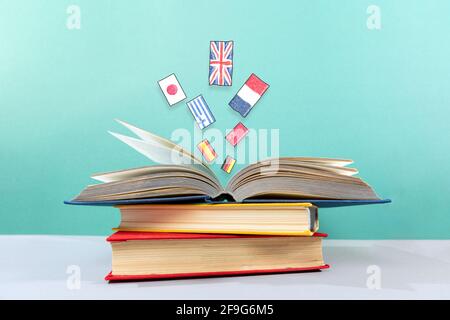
[[106, 231, 329, 282]]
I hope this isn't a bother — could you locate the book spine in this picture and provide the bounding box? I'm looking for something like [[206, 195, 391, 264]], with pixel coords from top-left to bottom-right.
[[209, 192, 236, 202]]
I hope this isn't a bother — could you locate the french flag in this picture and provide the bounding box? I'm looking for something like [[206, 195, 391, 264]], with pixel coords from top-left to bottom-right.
[[228, 73, 269, 117]]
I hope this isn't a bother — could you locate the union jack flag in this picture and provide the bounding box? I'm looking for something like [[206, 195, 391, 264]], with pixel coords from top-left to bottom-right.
[[209, 41, 233, 86]]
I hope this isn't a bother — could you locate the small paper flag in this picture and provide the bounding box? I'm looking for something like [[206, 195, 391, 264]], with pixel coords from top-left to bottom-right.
[[229, 73, 269, 117], [197, 139, 217, 162], [209, 41, 233, 86], [157, 74, 186, 106], [187, 95, 216, 129], [226, 122, 249, 146], [221, 156, 236, 174]]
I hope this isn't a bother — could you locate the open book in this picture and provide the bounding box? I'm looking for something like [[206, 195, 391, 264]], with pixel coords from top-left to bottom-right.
[[70, 120, 380, 203]]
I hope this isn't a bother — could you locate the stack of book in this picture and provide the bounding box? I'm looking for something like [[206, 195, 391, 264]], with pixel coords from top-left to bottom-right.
[[65, 121, 388, 281], [105, 203, 326, 281]]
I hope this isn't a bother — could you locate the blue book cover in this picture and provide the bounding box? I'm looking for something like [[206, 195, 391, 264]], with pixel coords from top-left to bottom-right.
[[64, 197, 391, 208]]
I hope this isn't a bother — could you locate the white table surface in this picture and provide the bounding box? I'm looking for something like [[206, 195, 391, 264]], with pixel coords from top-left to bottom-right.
[[1, 236, 449, 299]]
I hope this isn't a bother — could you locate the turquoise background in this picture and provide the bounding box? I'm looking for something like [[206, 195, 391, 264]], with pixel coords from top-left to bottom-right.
[[1, 0, 449, 238]]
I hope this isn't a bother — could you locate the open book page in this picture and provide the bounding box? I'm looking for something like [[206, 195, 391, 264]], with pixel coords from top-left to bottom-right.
[[226, 157, 359, 191], [99, 119, 220, 187], [91, 165, 222, 191], [226, 158, 379, 202], [75, 169, 223, 201], [279, 157, 354, 167]]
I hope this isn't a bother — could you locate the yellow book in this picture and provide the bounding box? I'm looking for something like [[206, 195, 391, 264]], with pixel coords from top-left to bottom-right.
[[113, 203, 318, 236]]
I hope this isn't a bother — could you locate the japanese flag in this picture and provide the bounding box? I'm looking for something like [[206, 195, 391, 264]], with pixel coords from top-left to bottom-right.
[[158, 74, 186, 106]]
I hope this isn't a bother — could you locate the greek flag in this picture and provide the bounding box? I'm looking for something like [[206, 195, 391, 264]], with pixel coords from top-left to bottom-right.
[[187, 95, 216, 129]]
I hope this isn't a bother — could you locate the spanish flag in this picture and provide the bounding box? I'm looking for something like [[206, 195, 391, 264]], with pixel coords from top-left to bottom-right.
[[197, 139, 217, 162]]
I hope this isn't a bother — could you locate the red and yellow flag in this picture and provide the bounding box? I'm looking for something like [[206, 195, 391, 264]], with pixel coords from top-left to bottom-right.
[[197, 139, 217, 162]]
